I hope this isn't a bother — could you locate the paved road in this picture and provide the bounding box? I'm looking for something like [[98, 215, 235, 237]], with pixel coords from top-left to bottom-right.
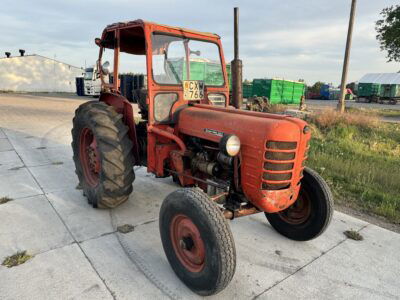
[[0, 93, 399, 299], [306, 99, 400, 110]]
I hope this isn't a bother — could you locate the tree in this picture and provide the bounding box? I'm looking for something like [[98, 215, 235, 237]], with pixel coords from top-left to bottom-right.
[[243, 79, 251, 84], [376, 5, 400, 62], [308, 81, 325, 94]]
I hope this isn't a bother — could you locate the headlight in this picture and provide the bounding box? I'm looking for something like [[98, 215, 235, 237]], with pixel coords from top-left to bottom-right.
[[208, 93, 226, 106], [219, 134, 241, 156]]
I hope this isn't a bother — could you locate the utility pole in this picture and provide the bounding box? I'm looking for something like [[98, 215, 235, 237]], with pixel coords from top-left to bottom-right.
[[338, 0, 357, 113]]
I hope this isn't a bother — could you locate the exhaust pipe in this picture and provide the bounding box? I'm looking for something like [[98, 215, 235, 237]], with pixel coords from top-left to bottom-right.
[[231, 7, 243, 109], [5, 52, 11, 58]]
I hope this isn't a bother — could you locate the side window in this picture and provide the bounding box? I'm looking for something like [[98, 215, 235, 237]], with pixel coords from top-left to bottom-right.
[[154, 93, 178, 122], [100, 30, 116, 84], [119, 52, 146, 75], [101, 48, 114, 84], [151, 34, 224, 86], [165, 42, 186, 83], [119, 52, 147, 102], [152, 39, 185, 84], [188, 40, 223, 86]]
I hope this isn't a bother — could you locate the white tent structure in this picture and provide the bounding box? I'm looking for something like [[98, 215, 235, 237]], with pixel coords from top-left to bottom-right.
[[0, 54, 84, 92], [359, 73, 400, 84]]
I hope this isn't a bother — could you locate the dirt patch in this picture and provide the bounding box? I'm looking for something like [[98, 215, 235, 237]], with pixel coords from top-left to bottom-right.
[[51, 161, 64, 165], [117, 224, 135, 234], [2, 251, 32, 268], [336, 205, 400, 234], [36, 146, 46, 149], [8, 166, 23, 171], [0, 196, 12, 204], [344, 230, 364, 241]]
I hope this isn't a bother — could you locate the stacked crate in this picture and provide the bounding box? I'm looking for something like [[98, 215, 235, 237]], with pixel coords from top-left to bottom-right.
[[252, 79, 305, 104], [358, 83, 381, 98], [242, 83, 253, 98]]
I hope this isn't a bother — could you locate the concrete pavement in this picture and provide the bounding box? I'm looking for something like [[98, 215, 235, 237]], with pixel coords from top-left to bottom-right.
[[0, 93, 399, 300]]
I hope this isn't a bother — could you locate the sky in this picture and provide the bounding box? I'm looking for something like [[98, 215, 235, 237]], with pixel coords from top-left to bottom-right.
[[1, 0, 399, 86]]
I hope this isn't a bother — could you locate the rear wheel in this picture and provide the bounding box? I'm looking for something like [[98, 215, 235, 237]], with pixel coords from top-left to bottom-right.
[[159, 188, 236, 296], [265, 167, 333, 241], [71, 101, 135, 208]]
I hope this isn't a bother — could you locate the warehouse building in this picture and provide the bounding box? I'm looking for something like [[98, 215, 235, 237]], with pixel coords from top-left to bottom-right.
[[359, 73, 400, 84], [0, 51, 83, 93], [358, 73, 400, 103]]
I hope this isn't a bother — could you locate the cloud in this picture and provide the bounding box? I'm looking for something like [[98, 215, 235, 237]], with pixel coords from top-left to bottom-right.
[[1, 0, 399, 85]]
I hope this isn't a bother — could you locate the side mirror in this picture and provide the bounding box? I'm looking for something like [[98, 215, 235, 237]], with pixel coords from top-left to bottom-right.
[[190, 50, 201, 56], [101, 61, 111, 75], [95, 38, 102, 47]]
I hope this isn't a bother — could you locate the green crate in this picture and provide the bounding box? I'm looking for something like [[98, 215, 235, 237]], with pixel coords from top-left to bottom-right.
[[226, 64, 231, 88], [242, 83, 253, 98], [380, 84, 400, 98], [358, 83, 381, 97], [169, 59, 225, 86], [252, 79, 305, 104]]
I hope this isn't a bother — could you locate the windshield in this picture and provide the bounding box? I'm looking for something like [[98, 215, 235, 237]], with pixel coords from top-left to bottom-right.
[[84, 68, 94, 80], [151, 33, 224, 86]]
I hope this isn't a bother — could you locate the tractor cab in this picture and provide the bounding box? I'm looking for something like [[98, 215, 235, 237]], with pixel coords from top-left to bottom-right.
[[96, 20, 229, 125]]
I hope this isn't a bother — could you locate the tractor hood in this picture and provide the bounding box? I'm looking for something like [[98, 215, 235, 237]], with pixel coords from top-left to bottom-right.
[[177, 104, 308, 145], [177, 104, 311, 213]]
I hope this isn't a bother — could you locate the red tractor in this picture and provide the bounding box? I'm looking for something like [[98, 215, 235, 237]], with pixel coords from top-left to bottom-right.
[[71, 8, 333, 296]]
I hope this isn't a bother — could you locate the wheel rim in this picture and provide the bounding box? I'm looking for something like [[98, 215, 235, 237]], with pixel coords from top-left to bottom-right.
[[278, 188, 312, 225], [170, 214, 206, 273], [79, 128, 101, 187]]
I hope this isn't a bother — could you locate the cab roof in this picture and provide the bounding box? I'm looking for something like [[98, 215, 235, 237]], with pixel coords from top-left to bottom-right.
[[103, 19, 220, 39]]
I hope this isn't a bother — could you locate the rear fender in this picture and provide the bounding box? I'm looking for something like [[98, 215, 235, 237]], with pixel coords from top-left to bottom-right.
[[99, 92, 140, 164]]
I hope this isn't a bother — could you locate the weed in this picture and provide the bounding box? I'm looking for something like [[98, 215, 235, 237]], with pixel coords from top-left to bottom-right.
[[344, 230, 363, 241], [264, 103, 288, 114], [347, 107, 400, 118], [51, 161, 64, 165], [307, 110, 400, 224], [307, 109, 379, 129], [2, 251, 32, 268], [8, 166, 22, 171], [117, 224, 135, 234], [0, 196, 12, 204]]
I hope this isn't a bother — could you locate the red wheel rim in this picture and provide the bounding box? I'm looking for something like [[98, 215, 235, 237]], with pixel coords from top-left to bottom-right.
[[79, 128, 101, 187], [170, 214, 206, 273], [278, 189, 311, 225]]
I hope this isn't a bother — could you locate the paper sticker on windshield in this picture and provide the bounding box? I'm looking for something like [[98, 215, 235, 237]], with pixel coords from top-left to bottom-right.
[[183, 80, 204, 101]]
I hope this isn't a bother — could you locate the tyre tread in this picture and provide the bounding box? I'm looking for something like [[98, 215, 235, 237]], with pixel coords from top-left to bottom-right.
[[160, 188, 236, 295], [71, 101, 135, 208]]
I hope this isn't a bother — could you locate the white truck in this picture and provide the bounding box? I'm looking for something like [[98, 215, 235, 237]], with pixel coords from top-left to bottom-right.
[[83, 66, 101, 96]]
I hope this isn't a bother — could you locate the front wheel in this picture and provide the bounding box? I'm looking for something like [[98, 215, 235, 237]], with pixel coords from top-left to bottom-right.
[[265, 167, 333, 241], [159, 188, 236, 296]]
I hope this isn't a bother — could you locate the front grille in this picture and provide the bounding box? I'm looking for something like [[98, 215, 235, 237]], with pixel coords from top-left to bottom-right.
[[264, 162, 294, 171], [262, 182, 290, 190], [265, 151, 295, 161], [263, 172, 292, 181], [262, 140, 297, 190], [266, 141, 297, 150]]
